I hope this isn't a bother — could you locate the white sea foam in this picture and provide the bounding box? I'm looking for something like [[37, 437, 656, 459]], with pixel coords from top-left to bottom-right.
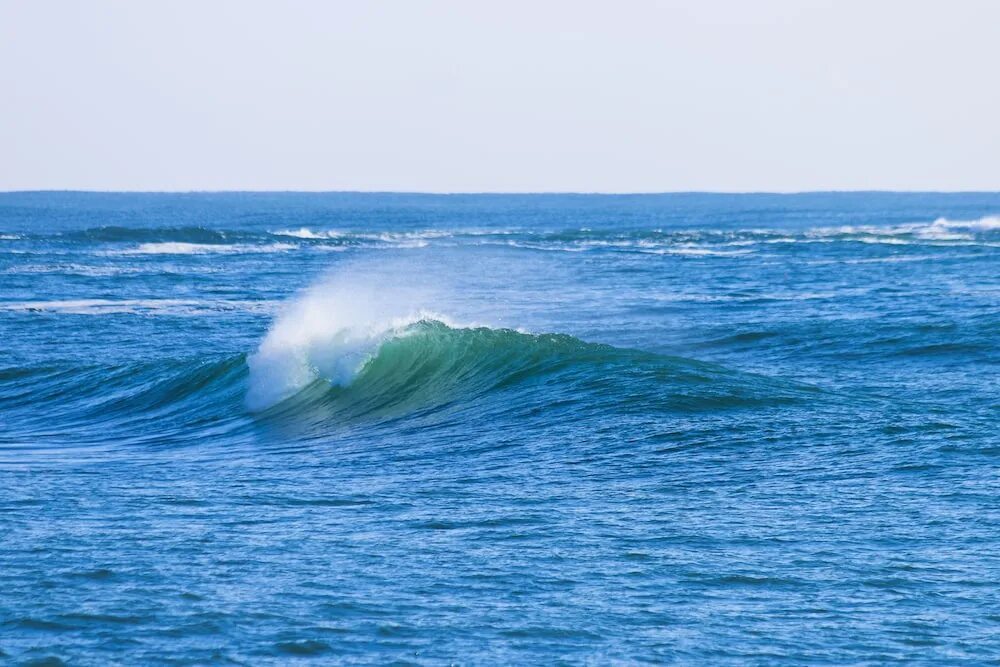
[[502, 240, 588, 252], [272, 228, 516, 244], [853, 237, 915, 245], [930, 215, 1000, 231], [271, 228, 441, 248], [390, 239, 430, 249], [273, 228, 344, 239], [105, 242, 296, 255], [246, 268, 469, 411], [641, 246, 754, 257], [800, 215, 999, 245], [374, 230, 454, 241], [262, 219, 999, 256]]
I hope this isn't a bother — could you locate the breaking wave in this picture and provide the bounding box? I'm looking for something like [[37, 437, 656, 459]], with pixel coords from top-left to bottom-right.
[[243, 276, 817, 423]]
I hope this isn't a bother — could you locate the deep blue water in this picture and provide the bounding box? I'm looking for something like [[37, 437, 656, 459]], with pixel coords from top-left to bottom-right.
[[1, 192, 999, 664]]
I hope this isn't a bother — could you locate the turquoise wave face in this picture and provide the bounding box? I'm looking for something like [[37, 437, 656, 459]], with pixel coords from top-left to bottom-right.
[[1, 192, 998, 664], [254, 320, 821, 426], [2, 319, 822, 456]]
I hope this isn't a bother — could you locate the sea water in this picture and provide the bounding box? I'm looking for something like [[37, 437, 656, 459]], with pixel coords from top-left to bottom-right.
[[1, 192, 998, 663]]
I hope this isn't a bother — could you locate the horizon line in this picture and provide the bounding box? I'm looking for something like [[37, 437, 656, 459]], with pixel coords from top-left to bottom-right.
[[3, 189, 1000, 196]]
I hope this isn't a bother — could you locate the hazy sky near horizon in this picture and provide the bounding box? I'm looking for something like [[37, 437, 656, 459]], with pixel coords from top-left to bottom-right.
[[1, 1, 998, 192]]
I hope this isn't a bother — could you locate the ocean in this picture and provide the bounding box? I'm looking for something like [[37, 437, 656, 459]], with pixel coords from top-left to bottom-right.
[[1, 191, 998, 664]]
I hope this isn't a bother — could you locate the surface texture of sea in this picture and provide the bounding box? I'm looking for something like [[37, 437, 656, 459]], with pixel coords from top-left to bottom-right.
[[1, 192, 998, 665]]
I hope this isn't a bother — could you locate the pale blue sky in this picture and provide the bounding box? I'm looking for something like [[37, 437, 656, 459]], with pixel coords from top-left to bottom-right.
[[1, 1, 997, 192]]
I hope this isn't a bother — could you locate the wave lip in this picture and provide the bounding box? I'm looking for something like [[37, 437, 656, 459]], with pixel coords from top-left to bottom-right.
[[246, 312, 442, 412]]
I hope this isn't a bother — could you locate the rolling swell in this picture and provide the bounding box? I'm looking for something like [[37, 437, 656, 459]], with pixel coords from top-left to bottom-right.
[[251, 320, 818, 431], [68, 225, 242, 244], [5, 215, 998, 254], [2, 322, 816, 453], [1, 356, 251, 450]]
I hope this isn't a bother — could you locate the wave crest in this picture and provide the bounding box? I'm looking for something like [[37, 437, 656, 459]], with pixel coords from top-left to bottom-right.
[[245, 275, 816, 421], [245, 274, 452, 411]]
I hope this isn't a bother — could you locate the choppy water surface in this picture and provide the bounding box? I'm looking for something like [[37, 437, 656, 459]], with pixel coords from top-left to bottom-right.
[[1, 192, 998, 664]]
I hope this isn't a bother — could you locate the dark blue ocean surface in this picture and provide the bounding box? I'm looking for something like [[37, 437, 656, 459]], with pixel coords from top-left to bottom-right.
[[1, 192, 998, 664]]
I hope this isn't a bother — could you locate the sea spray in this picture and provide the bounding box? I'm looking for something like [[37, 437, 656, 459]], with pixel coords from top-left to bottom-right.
[[245, 268, 451, 411]]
